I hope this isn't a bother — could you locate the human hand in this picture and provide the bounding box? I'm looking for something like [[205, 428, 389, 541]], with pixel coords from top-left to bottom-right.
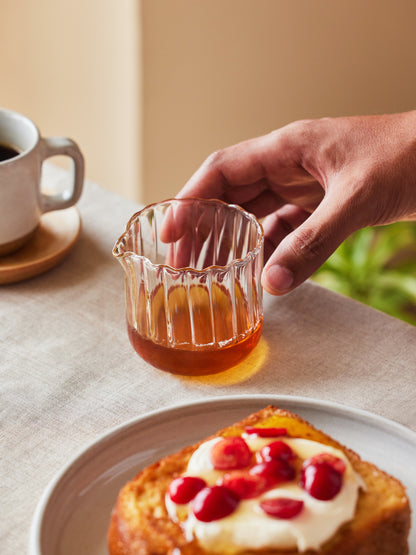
[[177, 111, 416, 295]]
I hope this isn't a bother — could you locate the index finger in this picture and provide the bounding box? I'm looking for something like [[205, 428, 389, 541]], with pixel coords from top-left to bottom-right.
[[177, 133, 274, 202]]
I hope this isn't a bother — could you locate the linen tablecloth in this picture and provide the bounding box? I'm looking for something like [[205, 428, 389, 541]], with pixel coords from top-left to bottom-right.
[[1, 166, 415, 553]]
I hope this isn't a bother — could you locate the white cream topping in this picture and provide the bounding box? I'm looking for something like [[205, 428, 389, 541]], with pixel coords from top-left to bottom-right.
[[166, 436, 364, 553]]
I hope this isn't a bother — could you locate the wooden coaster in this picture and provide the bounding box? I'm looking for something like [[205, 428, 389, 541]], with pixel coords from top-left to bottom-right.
[[0, 206, 81, 284]]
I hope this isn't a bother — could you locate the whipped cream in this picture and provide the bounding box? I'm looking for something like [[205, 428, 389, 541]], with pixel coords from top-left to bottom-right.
[[166, 436, 364, 553]]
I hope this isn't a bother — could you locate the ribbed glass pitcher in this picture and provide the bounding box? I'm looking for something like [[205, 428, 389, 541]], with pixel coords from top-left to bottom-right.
[[113, 198, 264, 375]]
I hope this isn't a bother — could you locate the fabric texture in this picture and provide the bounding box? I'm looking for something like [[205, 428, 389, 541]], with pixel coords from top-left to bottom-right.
[[1, 165, 415, 553]]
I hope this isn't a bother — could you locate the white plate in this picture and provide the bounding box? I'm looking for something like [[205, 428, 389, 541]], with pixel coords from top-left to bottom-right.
[[29, 395, 416, 555]]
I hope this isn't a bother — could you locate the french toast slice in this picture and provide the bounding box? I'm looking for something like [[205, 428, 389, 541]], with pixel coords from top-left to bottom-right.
[[108, 406, 410, 554]]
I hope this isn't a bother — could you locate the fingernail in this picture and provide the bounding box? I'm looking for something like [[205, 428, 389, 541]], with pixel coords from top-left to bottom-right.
[[264, 264, 294, 293]]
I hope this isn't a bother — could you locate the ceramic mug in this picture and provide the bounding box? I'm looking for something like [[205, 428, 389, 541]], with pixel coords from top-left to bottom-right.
[[0, 108, 84, 256]]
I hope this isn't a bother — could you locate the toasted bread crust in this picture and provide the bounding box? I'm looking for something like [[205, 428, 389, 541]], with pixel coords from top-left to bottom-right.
[[108, 406, 410, 555]]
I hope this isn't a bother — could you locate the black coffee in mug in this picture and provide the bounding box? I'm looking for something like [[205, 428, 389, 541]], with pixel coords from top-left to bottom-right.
[[0, 143, 20, 162]]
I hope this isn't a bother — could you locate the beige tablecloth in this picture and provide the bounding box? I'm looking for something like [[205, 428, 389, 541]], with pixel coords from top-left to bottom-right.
[[1, 167, 416, 553]]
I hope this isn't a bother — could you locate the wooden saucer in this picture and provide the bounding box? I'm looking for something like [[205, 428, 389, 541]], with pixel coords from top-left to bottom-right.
[[0, 206, 81, 284]]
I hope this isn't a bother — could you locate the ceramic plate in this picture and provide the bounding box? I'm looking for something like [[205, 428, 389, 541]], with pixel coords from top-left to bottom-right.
[[29, 395, 416, 554]]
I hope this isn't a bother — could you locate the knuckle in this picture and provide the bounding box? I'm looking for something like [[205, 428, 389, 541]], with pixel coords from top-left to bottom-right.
[[282, 118, 317, 138], [277, 117, 333, 143], [290, 227, 326, 262], [204, 149, 226, 169], [267, 118, 321, 159]]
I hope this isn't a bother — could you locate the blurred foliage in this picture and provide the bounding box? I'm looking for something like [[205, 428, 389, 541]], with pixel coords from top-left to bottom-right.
[[311, 222, 416, 326]]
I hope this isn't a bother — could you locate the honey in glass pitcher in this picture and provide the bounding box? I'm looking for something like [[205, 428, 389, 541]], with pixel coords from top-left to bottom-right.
[[113, 199, 264, 375]]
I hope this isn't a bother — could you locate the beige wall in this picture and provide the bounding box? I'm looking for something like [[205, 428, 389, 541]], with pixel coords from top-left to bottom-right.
[[142, 0, 416, 204], [1, 0, 141, 201], [2, 1, 416, 205]]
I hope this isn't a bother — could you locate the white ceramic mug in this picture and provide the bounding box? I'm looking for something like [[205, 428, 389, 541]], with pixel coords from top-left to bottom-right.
[[0, 108, 84, 255]]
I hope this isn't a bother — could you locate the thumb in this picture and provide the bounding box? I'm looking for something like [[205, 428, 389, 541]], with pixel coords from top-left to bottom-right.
[[261, 194, 356, 295]]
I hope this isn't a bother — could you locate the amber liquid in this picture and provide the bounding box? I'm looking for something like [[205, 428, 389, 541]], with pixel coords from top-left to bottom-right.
[[128, 283, 262, 375]]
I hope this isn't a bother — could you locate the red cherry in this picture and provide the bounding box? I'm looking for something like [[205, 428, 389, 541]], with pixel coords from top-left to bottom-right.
[[210, 437, 252, 470], [168, 476, 207, 504], [249, 459, 295, 487], [260, 497, 304, 519], [300, 459, 343, 501], [219, 471, 269, 499], [245, 426, 287, 437], [306, 453, 347, 475], [192, 485, 239, 522], [259, 440, 296, 462]]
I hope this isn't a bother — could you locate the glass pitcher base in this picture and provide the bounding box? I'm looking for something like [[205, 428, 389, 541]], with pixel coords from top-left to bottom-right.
[[127, 321, 263, 376]]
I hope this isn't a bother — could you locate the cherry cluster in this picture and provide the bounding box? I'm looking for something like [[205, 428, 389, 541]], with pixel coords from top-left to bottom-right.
[[168, 427, 346, 522]]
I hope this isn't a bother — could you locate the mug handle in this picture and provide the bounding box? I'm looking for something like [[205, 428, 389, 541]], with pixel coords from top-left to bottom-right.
[[38, 137, 85, 213]]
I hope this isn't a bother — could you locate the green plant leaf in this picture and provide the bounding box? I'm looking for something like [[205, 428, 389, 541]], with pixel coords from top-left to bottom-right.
[[311, 222, 416, 326]]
